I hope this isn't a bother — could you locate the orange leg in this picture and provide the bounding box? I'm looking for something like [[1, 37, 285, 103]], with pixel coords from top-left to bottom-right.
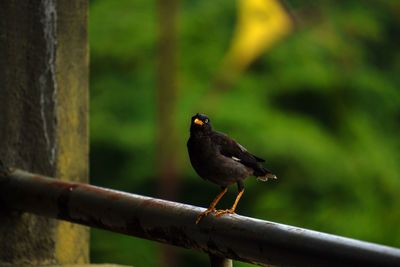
[[215, 188, 244, 217], [196, 187, 228, 224]]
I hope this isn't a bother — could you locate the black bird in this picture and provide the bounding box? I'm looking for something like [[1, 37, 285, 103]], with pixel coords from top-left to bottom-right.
[[187, 113, 277, 223]]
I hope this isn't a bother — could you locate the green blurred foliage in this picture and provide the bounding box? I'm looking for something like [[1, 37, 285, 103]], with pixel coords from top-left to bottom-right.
[[89, 0, 400, 266]]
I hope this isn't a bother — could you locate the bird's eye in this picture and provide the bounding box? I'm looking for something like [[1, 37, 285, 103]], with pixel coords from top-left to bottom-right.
[[205, 119, 209, 123]]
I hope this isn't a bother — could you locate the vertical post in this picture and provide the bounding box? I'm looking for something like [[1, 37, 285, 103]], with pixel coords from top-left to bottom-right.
[[0, 0, 88, 266], [209, 254, 233, 267], [156, 0, 180, 266]]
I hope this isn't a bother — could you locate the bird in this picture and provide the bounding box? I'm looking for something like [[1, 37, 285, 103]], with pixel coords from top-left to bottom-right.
[[187, 113, 277, 224]]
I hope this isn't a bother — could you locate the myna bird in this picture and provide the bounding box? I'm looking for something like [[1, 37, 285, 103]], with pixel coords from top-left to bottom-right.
[[187, 113, 277, 224]]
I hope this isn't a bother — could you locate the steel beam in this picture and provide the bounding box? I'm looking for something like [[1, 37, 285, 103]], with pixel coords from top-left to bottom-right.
[[1, 168, 400, 267]]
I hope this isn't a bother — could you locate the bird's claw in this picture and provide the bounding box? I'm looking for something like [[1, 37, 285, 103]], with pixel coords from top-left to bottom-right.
[[196, 208, 216, 224], [215, 209, 235, 217]]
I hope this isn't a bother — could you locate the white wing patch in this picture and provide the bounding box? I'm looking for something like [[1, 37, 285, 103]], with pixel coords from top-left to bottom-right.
[[237, 143, 247, 152], [231, 156, 241, 162]]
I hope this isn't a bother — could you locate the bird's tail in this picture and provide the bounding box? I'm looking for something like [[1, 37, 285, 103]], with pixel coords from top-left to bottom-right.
[[255, 167, 277, 181]]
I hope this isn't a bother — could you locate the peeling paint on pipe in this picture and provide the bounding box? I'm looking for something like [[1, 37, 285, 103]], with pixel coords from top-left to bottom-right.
[[1, 169, 400, 267]]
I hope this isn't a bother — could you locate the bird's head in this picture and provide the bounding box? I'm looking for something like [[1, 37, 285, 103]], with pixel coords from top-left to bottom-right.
[[190, 113, 212, 134]]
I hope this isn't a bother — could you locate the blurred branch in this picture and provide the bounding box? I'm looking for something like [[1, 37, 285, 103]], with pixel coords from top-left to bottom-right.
[[156, 0, 179, 201], [156, 0, 180, 265], [1, 168, 400, 267]]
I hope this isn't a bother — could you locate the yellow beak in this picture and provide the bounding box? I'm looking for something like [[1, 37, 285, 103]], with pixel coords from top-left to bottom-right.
[[194, 118, 204, 126]]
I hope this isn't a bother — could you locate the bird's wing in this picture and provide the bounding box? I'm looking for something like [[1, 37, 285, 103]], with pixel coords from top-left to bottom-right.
[[212, 131, 265, 168]]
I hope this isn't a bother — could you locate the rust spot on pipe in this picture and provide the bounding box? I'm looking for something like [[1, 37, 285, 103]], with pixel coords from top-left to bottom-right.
[[75, 183, 124, 201], [32, 175, 45, 181], [108, 194, 121, 201], [142, 198, 170, 209]]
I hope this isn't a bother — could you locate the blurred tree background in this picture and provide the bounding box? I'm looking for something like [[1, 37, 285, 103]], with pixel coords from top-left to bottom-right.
[[89, 0, 400, 266]]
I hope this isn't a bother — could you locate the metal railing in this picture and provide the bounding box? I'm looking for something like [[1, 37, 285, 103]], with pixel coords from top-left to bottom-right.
[[1, 167, 400, 267]]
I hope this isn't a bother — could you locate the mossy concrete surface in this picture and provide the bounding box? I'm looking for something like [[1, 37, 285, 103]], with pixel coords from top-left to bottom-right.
[[0, 0, 89, 266]]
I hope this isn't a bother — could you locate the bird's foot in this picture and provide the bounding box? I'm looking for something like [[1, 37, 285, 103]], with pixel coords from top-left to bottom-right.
[[196, 208, 216, 224], [215, 209, 236, 217]]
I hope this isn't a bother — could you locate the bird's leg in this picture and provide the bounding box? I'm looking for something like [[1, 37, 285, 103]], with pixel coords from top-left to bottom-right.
[[216, 181, 244, 217], [196, 187, 227, 224]]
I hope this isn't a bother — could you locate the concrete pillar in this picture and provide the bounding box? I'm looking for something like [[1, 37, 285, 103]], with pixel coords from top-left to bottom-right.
[[0, 0, 89, 265]]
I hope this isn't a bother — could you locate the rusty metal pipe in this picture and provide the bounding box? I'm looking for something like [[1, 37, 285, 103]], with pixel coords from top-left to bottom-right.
[[1, 169, 400, 267]]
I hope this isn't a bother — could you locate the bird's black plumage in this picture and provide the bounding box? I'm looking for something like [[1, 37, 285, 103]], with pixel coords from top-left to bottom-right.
[[187, 113, 277, 223]]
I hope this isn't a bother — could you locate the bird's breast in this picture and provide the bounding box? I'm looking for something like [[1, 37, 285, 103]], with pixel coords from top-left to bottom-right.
[[187, 136, 252, 186]]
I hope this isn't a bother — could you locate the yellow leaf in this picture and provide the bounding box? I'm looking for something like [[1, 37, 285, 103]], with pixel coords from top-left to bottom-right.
[[220, 0, 293, 81]]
